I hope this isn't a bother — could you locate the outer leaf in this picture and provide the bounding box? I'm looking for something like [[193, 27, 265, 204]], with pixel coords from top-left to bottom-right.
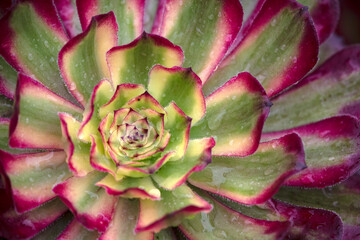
[[263, 116, 360, 188], [10, 74, 82, 149], [297, 0, 340, 43], [204, 0, 318, 97], [152, 137, 215, 190], [0, 199, 68, 239], [53, 171, 117, 232], [216, 195, 343, 240], [59, 12, 118, 106], [77, 0, 145, 45], [152, 0, 243, 82], [54, 0, 82, 38], [148, 65, 205, 124], [267, 199, 343, 240], [0, 0, 75, 101], [107, 32, 183, 87], [57, 219, 100, 240], [0, 150, 71, 213], [136, 184, 212, 233], [0, 55, 17, 99], [264, 46, 360, 132], [100, 198, 153, 240], [189, 133, 305, 205], [59, 113, 93, 177], [275, 171, 360, 226], [179, 190, 289, 240], [190, 72, 270, 156]]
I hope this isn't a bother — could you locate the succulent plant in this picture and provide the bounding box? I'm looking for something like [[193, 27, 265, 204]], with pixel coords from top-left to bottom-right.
[[0, 0, 359, 239]]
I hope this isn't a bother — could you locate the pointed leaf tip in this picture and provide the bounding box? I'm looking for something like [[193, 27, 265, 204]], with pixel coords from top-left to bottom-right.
[[107, 32, 184, 87], [148, 65, 205, 124], [59, 12, 118, 107]]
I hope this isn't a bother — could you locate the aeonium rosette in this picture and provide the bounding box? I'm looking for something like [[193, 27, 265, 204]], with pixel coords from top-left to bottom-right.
[[59, 74, 209, 189], [54, 29, 221, 232], [56, 63, 216, 232], [57, 57, 214, 197], [2, 0, 360, 239], [1, 8, 272, 235]]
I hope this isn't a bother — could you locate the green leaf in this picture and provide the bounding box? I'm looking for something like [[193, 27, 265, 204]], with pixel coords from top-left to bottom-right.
[[10, 74, 82, 149], [212, 194, 343, 240], [264, 46, 360, 132], [179, 190, 289, 240], [204, 0, 318, 97], [275, 175, 360, 226], [263, 116, 360, 187], [148, 66, 205, 124], [189, 133, 305, 204], [0, 0, 75, 101], [190, 72, 270, 156], [152, 0, 243, 82], [0, 150, 71, 213], [99, 84, 146, 119], [78, 80, 114, 142], [107, 33, 183, 87], [77, 0, 145, 45], [59, 13, 117, 106], [163, 102, 191, 161], [59, 113, 93, 177]]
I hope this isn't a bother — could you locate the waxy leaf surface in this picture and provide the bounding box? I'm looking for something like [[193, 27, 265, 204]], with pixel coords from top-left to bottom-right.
[[204, 0, 318, 97]]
